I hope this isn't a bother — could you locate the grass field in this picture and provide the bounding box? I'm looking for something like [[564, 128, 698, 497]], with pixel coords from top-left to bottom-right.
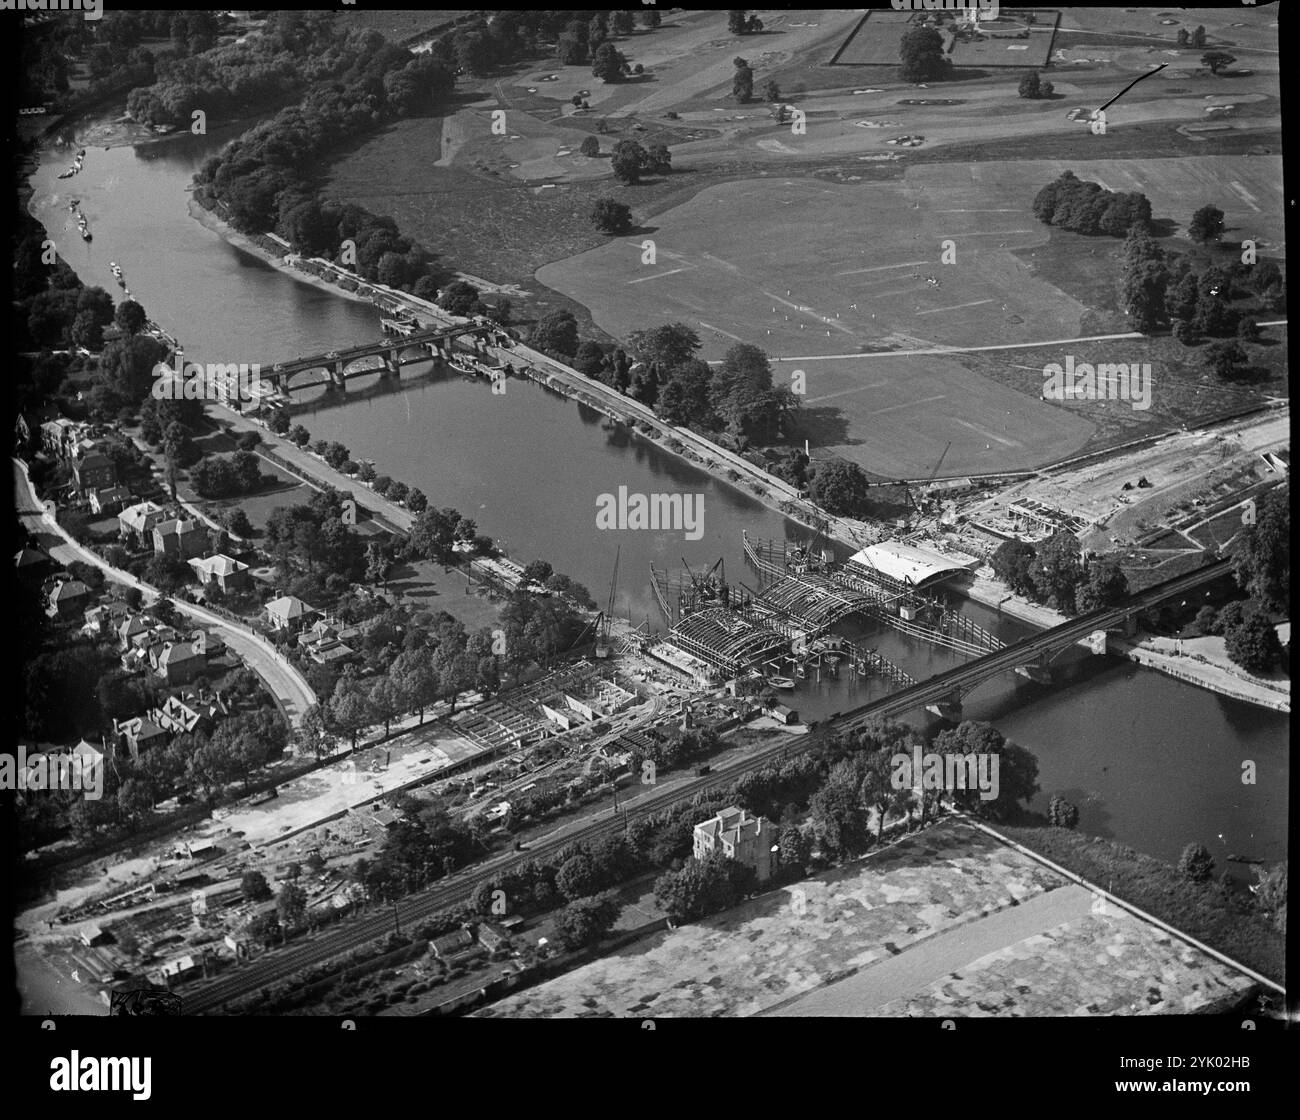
[[832, 9, 1059, 70]]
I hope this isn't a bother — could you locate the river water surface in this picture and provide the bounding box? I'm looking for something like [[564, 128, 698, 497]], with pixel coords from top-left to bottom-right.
[[27, 122, 1287, 877]]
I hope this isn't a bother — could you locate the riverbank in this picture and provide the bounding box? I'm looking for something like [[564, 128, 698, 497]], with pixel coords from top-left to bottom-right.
[[184, 201, 896, 557], [1112, 633, 1290, 713]]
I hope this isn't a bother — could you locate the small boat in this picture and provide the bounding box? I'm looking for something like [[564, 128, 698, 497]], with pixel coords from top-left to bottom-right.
[[81, 229, 92, 241], [446, 353, 478, 375], [767, 676, 796, 690], [77, 148, 85, 157], [57, 169, 74, 179]]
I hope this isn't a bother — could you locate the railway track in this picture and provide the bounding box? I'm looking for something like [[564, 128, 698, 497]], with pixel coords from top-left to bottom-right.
[[183, 558, 1231, 1013]]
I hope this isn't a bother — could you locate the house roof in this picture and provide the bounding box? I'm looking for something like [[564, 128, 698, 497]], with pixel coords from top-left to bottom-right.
[[15, 547, 49, 568], [93, 485, 132, 503], [189, 554, 249, 577], [432, 929, 474, 954], [120, 500, 164, 528], [847, 541, 972, 588], [696, 805, 769, 847], [51, 580, 90, 602], [158, 642, 205, 667], [266, 595, 316, 619], [155, 518, 202, 537]]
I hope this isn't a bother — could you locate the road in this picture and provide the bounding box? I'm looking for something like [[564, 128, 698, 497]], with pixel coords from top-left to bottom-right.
[[13, 458, 316, 728], [178, 559, 1230, 1013]]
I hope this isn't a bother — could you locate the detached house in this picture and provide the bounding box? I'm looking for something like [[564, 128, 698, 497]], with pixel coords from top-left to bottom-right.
[[265, 595, 319, 633], [113, 716, 169, 759], [153, 518, 208, 560], [119, 501, 168, 541], [188, 553, 251, 594], [72, 449, 117, 495], [151, 640, 208, 686], [47, 579, 91, 619], [90, 485, 133, 516], [693, 805, 777, 882]]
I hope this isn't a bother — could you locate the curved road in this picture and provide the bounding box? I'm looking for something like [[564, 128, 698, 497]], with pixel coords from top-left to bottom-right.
[[13, 458, 316, 729]]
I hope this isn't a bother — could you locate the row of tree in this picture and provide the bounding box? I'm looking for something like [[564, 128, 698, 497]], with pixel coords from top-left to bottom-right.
[[991, 532, 1130, 616]]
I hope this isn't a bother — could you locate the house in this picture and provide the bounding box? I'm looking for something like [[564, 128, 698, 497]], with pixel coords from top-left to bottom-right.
[[15, 547, 52, 581], [188, 553, 251, 594], [430, 928, 475, 961], [89, 485, 133, 516], [176, 839, 219, 861], [113, 716, 169, 759], [119, 501, 167, 541], [771, 704, 798, 726], [40, 418, 79, 458], [157, 955, 201, 983], [72, 449, 117, 494], [151, 640, 208, 685], [80, 924, 108, 947], [693, 805, 777, 882], [47, 579, 91, 619], [150, 694, 222, 737], [307, 639, 358, 667], [265, 595, 319, 633], [83, 600, 131, 636], [476, 922, 512, 954], [152, 518, 207, 560]]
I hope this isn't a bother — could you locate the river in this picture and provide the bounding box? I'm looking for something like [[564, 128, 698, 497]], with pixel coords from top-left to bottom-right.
[[27, 119, 1287, 880]]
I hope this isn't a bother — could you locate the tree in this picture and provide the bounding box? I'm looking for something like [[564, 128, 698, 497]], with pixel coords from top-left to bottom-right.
[[558, 891, 620, 950], [573, 339, 607, 376], [1232, 484, 1289, 611], [591, 41, 625, 84], [241, 870, 272, 902], [277, 881, 308, 928], [1200, 51, 1235, 75], [776, 822, 810, 877], [579, 135, 600, 158], [1188, 204, 1225, 245], [591, 197, 633, 235], [406, 487, 428, 514], [1018, 71, 1042, 99], [1028, 530, 1084, 613], [1223, 609, 1283, 675], [808, 459, 870, 518], [289, 424, 311, 448], [1176, 28, 1189, 47], [610, 139, 647, 185], [932, 721, 1040, 823], [653, 854, 752, 923], [438, 280, 479, 317], [556, 851, 600, 901], [1171, 318, 1196, 345], [557, 31, 588, 66], [644, 142, 671, 175], [329, 675, 374, 749], [727, 10, 748, 35], [1047, 795, 1079, 829], [530, 309, 579, 358], [808, 761, 870, 858], [991, 539, 1037, 597], [1237, 317, 1260, 343], [641, 10, 661, 30], [1124, 260, 1168, 333], [114, 299, 146, 336], [1077, 559, 1129, 611], [899, 25, 950, 83], [732, 57, 754, 102], [1204, 339, 1249, 381], [628, 323, 701, 372], [1178, 841, 1214, 883], [1191, 26, 1207, 48], [762, 78, 781, 103]]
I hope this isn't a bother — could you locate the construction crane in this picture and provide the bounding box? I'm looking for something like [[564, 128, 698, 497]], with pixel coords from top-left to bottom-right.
[[594, 545, 619, 658]]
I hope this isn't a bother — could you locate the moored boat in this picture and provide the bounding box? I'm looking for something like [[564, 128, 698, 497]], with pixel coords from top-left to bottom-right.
[[767, 676, 796, 690]]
